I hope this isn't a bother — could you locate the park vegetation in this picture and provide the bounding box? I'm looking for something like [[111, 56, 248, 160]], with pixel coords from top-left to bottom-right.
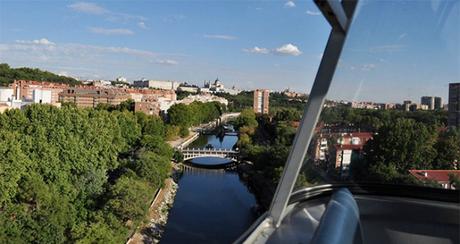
[[0, 104, 172, 243], [167, 101, 225, 138], [216, 91, 306, 113], [0, 63, 80, 86]]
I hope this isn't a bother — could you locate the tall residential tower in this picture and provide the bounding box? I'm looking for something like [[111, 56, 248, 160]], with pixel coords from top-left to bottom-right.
[[253, 89, 270, 114], [421, 96, 442, 110]]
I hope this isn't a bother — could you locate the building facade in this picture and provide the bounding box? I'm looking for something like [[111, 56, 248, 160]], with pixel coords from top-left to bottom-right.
[[59, 88, 130, 108], [313, 131, 373, 176], [134, 101, 160, 116], [123, 88, 176, 102], [435, 97, 443, 110], [448, 83, 460, 127], [0, 87, 14, 102], [133, 80, 179, 90], [421, 96, 442, 110], [11, 80, 69, 104], [253, 89, 270, 114]]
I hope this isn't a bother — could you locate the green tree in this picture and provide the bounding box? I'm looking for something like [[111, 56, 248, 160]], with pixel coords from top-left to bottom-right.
[[234, 109, 258, 130], [168, 103, 191, 126], [433, 128, 460, 169], [106, 176, 153, 222], [357, 118, 437, 182], [0, 103, 174, 242], [274, 108, 301, 122], [449, 173, 460, 189], [135, 151, 171, 187], [136, 112, 165, 137], [140, 135, 173, 158]]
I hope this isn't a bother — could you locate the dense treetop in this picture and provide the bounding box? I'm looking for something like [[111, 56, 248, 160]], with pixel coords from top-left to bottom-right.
[[0, 104, 171, 242], [216, 91, 307, 113]]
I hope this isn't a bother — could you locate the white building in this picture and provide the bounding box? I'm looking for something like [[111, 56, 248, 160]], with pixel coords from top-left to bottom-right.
[[202, 78, 240, 95], [179, 94, 228, 106], [199, 87, 211, 93], [178, 86, 199, 93], [204, 78, 225, 93], [224, 87, 241, 95], [32, 89, 52, 104], [116, 76, 127, 83], [92, 80, 112, 87], [133, 80, 180, 91], [0, 88, 14, 102]]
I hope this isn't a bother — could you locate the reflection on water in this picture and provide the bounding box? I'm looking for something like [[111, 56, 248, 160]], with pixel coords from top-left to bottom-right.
[[187, 134, 238, 149], [161, 135, 256, 244], [188, 156, 233, 166]]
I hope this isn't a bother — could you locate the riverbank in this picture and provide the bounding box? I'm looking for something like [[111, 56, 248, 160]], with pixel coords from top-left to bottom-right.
[[127, 176, 178, 244], [127, 126, 203, 243]]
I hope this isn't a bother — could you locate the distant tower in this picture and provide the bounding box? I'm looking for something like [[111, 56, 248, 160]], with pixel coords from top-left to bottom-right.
[[434, 97, 442, 110], [253, 89, 270, 114], [421, 96, 435, 110]]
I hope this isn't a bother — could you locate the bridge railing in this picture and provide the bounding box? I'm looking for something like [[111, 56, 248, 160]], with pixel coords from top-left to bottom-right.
[[181, 148, 238, 153]]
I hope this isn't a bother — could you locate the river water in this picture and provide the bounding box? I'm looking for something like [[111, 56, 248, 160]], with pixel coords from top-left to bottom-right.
[[161, 134, 257, 244]]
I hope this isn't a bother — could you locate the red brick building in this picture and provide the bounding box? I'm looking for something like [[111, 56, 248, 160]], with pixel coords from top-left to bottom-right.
[[59, 88, 130, 108], [313, 132, 373, 175], [134, 101, 160, 116], [123, 88, 176, 101]]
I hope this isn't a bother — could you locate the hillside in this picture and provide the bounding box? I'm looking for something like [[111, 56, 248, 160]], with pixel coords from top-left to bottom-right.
[[0, 63, 81, 86]]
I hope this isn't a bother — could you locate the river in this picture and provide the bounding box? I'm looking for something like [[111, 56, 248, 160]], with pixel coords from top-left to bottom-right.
[[161, 134, 257, 243]]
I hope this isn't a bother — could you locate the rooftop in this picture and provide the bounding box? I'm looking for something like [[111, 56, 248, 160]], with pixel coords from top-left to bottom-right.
[[409, 170, 460, 183]]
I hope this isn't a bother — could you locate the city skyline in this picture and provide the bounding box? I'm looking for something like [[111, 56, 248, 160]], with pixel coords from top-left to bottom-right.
[[1, 1, 459, 103]]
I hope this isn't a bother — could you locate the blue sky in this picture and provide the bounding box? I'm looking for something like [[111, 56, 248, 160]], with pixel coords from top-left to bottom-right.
[[0, 0, 459, 103]]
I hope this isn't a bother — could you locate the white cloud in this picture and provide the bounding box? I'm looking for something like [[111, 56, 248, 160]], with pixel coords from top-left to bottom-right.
[[16, 38, 55, 45], [243, 46, 270, 54], [68, 2, 108, 15], [89, 27, 134, 35], [2, 39, 157, 59], [398, 33, 408, 40], [203, 34, 237, 40], [138, 21, 147, 29], [0, 39, 175, 79], [244, 44, 302, 56], [274, 43, 302, 56], [306, 10, 321, 16], [156, 59, 178, 65], [361, 63, 376, 71], [284, 1, 296, 8], [68, 2, 145, 23]]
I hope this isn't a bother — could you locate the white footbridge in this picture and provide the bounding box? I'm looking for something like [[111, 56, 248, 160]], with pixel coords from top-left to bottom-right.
[[180, 148, 239, 161]]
